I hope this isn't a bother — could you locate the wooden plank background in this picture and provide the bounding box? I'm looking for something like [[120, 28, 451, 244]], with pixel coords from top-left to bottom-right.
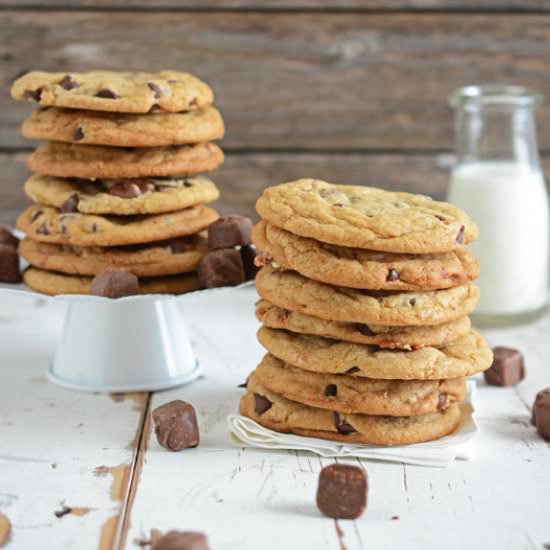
[[2, 2, 550, 223]]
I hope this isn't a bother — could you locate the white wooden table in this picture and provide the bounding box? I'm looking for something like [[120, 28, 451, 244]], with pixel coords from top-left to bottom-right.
[[0, 287, 548, 550]]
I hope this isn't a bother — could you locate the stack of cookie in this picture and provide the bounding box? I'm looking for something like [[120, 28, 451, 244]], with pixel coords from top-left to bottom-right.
[[240, 179, 493, 446], [10, 70, 225, 295]]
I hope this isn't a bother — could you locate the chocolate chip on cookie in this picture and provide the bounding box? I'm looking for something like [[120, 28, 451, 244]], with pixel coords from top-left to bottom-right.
[[96, 88, 118, 99], [0, 244, 21, 283], [90, 268, 139, 298], [254, 394, 272, 415], [108, 179, 156, 199], [152, 531, 209, 550], [60, 193, 80, 213], [208, 215, 253, 250], [334, 412, 356, 435], [316, 464, 367, 520], [152, 400, 200, 452], [456, 225, 466, 245], [36, 222, 50, 235], [484, 347, 525, 386], [147, 81, 164, 99], [325, 384, 338, 397], [73, 127, 85, 141], [386, 268, 400, 282], [197, 248, 245, 289], [59, 74, 79, 90], [23, 88, 42, 102], [356, 324, 375, 336], [0, 226, 19, 249]]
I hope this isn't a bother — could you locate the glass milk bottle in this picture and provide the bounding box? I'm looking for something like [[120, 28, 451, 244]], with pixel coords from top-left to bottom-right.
[[447, 85, 549, 326]]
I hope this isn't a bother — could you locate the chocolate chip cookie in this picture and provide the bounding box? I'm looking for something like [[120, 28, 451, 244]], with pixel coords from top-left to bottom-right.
[[23, 266, 199, 296], [17, 204, 218, 247], [253, 221, 479, 290], [255, 300, 471, 350], [22, 106, 225, 147], [257, 326, 493, 380], [24, 174, 219, 216], [12, 70, 213, 113], [254, 354, 467, 416], [240, 375, 462, 446], [28, 142, 224, 179], [256, 266, 480, 326], [20, 234, 207, 277], [256, 179, 478, 254]]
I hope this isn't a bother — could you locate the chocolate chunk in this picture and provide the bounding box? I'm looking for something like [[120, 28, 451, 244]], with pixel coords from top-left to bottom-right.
[[409, 297, 417, 306], [91, 223, 98, 233], [60, 193, 80, 213], [345, 366, 360, 375], [386, 268, 400, 282], [0, 244, 21, 283], [456, 225, 465, 244], [254, 394, 272, 415], [334, 412, 356, 435], [237, 381, 248, 389], [73, 127, 84, 141], [197, 249, 245, 289], [435, 214, 446, 222], [23, 88, 42, 102], [183, 180, 193, 187], [90, 268, 139, 298], [0, 226, 19, 249], [152, 400, 200, 452], [207, 215, 253, 250], [152, 531, 209, 550], [325, 384, 337, 397], [30, 209, 43, 222], [96, 88, 118, 99], [148, 81, 164, 99], [36, 222, 49, 235], [438, 392, 448, 410], [240, 244, 260, 280], [356, 324, 375, 336], [316, 464, 367, 520], [189, 97, 198, 108], [59, 75, 79, 90], [532, 388, 550, 441], [484, 347, 525, 386]]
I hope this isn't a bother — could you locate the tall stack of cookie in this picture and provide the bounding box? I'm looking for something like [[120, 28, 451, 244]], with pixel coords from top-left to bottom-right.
[[10, 70, 225, 295], [240, 179, 493, 446]]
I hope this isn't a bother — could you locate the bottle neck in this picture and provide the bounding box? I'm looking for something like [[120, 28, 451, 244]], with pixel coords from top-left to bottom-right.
[[454, 103, 541, 171]]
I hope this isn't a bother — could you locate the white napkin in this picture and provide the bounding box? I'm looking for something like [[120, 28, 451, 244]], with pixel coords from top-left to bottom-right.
[[228, 381, 478, 467]]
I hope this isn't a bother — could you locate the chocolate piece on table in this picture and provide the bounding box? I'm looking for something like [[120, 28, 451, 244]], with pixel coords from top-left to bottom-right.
[[197, 249, 245, 289], [152, 531, 209, 550], [0, 244, 21, 283], [316, 464, 367, 520], [90, 268, 139, 298], [240, 244, 260, 280], [532, 388, 550, 441], [152, 400, 200, 452], [484, 346, 525, 386], [0, 226, 19, 249], [207, 215, 252, 250]]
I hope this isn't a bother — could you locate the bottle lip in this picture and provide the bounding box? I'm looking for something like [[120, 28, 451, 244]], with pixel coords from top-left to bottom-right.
[[449, 85, 544, 108]]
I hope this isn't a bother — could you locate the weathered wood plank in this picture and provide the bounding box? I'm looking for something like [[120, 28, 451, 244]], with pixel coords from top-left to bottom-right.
[[2, 151, 550, 226], [0, 295, 148, 550], [2, 12, 550, 149], [3, 1, 550, 10], [122, 286, 550, 550]]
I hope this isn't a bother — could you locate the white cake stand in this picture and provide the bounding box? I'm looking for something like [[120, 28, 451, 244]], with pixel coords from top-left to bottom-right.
[[0, 278, 251, 393]]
